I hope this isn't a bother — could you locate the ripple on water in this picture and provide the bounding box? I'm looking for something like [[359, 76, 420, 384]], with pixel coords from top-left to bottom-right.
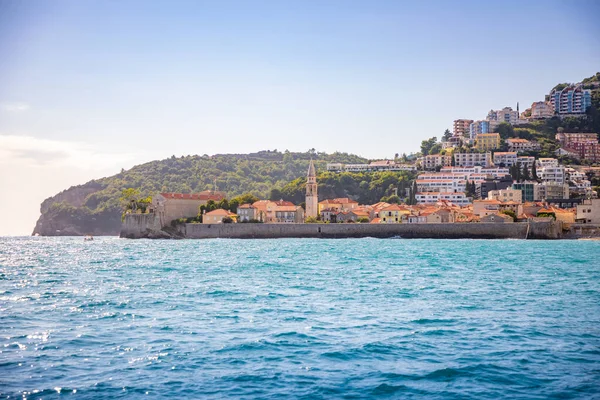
[[0, 237, 599, 399]]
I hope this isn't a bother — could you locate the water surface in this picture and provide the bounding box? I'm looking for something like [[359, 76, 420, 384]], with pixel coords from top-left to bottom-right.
[[1, 237, 599, 399]]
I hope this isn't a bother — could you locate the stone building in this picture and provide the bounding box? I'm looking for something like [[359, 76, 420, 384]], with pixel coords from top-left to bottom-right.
[[152, 191, 225, 227]]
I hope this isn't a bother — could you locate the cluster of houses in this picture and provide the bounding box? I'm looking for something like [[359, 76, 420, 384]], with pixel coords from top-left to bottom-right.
[[145, 189, 600, 227], [139, 80, 600, 229]]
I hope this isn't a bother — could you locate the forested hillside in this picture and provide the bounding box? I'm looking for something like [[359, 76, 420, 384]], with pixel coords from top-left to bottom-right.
[[33, 150, 374, 235]]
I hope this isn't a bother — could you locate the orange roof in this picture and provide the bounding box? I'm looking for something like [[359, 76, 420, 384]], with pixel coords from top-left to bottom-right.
[[537, 208, 555, 213], [370, 218, 381, 224], [252, 200, 269, 212], [275, 205, 299, 212], [272, 200, 294, 206], [205, 208, 236, 216], [319, 198, 358, 205], [381, 204, 408, 212], [352, 210, 370, 217], [507, 138, 529, 143], [238, 203, 256, 209], [475, 199, 502, 204], [371, 202, 391, 211]]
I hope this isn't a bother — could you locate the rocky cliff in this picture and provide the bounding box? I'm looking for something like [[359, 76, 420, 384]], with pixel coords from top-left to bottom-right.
[[32, 182, 122, 236]]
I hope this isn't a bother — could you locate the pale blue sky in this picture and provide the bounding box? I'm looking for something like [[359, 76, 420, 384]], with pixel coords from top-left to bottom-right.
[[0, 0, 599, 234]]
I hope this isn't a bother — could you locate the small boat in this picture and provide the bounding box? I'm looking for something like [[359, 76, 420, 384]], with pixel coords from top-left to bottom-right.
[[84, 235, 94, 241]]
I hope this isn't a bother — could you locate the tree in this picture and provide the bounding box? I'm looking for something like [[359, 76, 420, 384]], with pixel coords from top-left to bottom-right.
[[442, 129, 452, 141], [429, 143, 442, 155], [381, 194, 401, 204], [509, 164, 522, 182], [494, 122, 514, 139], [501, 209, 517, 222], [269, 188, 283, 201], [522, 164, 531, 181], [420, 137, 438, 156], [120, 188, 141, 212], [465, 180, 475, 198], [357, 217, 369, 223], [407, 181, 418, 205], [137, 196, 152, 213], [531, 162, 538, 181], [222, 216, 234, 223]]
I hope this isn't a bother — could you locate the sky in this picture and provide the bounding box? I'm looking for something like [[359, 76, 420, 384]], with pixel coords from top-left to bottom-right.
[[0, 0, 599, 235]]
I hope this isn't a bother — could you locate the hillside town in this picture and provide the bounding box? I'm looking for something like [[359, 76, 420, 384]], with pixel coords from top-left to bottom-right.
[[125, 78, 600, 230]]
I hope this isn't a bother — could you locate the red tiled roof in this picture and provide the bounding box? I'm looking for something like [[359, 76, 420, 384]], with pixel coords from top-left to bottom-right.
[[381, 204, 408, 212], [275, 206, 299, 212], [272, 200, 295, 206], [205, 208, 236, 216]]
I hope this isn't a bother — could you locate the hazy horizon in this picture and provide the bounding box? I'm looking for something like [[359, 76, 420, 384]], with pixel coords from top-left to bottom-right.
[[1, 0, 599, 235]]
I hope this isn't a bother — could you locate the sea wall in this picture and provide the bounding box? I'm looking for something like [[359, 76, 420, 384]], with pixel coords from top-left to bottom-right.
[[179, 221, 560, 239], [561, 223, 600, 239], [121, 215, 563, 240], [120, 213, 170, 238]]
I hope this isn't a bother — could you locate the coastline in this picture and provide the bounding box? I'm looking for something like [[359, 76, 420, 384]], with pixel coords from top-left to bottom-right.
[[119, 214, 569, 240]]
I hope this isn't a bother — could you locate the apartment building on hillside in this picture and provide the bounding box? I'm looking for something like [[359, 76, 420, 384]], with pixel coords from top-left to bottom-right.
[[454, 152, 492, 168]]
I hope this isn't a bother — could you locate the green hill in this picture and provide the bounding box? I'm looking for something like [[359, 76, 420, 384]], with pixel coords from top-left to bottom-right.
[[32, 150, 385, 236]]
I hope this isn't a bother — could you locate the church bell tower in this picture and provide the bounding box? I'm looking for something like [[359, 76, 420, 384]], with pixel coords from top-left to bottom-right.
[[305, 160, 318, 219]]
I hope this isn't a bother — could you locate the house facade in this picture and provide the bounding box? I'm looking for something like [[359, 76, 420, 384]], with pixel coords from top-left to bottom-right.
[[203, 208, 237, 224], [454, 152, 492, 167], [475, 133, 501, 151]]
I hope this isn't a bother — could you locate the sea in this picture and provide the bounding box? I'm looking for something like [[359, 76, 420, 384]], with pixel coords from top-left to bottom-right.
[[0, 237, 599, 399]]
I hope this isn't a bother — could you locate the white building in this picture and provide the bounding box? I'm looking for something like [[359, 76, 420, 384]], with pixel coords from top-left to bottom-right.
[[493, 152, 518, 167], [538, 182, 569, 200], [530, 101, 555, 119], [549, 84, 593, 115], [453, 152, 492, 167], [539, 165, 565, 184], [507, 138, 541, 153], [417, 154, 452, 170], [329, 162, 416, 173], [415, 192, 471, 205], [440, 166, 509, 179], [487, 107, 519, 131], [576, 199, 600, 223], [469, 120, 490, 139], [488, 188, 523, 203], [517, 156, 535, 173], [536, 158, 559, 168], [415, 173, 467, 193]]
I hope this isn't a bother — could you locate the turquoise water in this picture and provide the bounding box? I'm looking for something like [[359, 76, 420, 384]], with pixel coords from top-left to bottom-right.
[[1, 237, 599, 399]]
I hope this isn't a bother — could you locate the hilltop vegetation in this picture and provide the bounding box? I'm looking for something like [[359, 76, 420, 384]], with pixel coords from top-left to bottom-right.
[[33, 150, 375, 235]]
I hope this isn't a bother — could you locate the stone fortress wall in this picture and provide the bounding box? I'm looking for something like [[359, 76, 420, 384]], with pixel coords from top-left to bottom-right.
[[121, 213, 563, 239]]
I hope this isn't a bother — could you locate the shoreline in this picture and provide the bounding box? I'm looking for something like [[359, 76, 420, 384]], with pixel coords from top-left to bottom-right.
[[120, 215, 570, 240]]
